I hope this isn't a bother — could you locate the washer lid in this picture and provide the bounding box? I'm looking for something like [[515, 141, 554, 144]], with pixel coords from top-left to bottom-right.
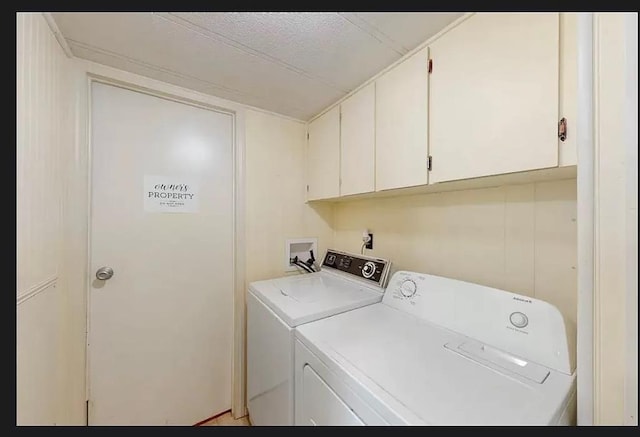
[[295, 303, 576, 425], [278, 276, 339, 303], [248, 272, 383, 327]]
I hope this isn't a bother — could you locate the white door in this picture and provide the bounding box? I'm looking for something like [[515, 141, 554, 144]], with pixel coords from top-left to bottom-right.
[[429, 13, 560, 183], [88, 82, 234, 425], [375, 47, 430, 191], [340, 83, 375, 196], [300, 365, 364, 426], [307, 106, 340, 201]]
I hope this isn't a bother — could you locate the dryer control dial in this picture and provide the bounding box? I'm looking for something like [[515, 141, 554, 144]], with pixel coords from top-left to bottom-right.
[[362, 261, 376, 279], [510, 311, 529, 328], [400, 279, 417, 298]]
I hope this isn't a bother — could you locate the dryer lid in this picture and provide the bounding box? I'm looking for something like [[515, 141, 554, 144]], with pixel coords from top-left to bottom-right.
[[382, 271, 575, 375], [295, 303, 576, 425]]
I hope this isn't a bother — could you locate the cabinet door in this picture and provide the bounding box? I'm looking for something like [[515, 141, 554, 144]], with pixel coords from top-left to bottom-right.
[[307, 106, 340, 200], [429, 13, 560, 183], [340, 83, 375, 196], [375, 47, 430, 191], [558, 12, 577, 167]]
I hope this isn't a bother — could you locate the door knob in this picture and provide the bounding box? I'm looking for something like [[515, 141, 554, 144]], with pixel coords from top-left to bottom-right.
[[96, 266, 114, 281]]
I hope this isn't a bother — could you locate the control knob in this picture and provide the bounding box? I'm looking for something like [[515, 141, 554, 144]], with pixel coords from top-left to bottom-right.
[[362, 261, 376, 279], [399, 279, 417, 298], [326, 254, 336, 265], [509, 312, 529, 328]]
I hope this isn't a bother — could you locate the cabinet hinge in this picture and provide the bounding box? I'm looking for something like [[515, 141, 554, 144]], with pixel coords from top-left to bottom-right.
[[558, 118, 567, 142], [428, 59, 433, 74], [427, 155, 433, 171]]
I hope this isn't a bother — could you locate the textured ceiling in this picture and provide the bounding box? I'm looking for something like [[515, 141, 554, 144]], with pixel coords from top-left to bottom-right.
[[52, 12, 463, 120]]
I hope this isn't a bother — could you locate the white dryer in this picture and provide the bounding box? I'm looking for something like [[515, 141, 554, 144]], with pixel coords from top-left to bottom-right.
[[294, 270, 577, 426], [247, 249, 391, 426]]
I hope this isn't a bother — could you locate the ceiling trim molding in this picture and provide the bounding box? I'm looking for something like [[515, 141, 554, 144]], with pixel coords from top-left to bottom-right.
[[67, 39, 249, 97], [159, 12, 349, 94], [67, 38, 310, 120], [308, 13, 475, 123], [79, 58, 308, 124], [42, 13, 73, 58], [337, 13, 408, 56]]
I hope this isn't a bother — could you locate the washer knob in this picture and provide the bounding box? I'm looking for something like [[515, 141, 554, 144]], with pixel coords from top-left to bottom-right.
[[510, 312, 529, 328], [362, 261, 376, 278]]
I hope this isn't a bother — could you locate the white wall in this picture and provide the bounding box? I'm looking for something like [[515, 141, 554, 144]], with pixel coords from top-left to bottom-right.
[[332, 179, 577, 334], [244, 109, 334, 283], [16, 12, 78, 425]]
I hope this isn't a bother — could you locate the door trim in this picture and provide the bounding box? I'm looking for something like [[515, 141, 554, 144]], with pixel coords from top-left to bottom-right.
[[623, 12, 638, 426], [84, 73, 247, 422], [576, 12, 595, 426]]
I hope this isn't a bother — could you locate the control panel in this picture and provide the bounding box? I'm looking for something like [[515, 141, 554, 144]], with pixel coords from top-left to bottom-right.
[[386, 272, 428, 307], [382, 270, 574, 375], [322, 249, 390, 288]]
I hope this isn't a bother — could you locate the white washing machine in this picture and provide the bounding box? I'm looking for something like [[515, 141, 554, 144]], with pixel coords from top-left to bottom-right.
[[294, 270, 577, 426], [247, 249, 391, 426]]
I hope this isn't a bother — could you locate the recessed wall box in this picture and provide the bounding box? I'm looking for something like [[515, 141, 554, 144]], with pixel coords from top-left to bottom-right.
[[285, 238, 318, 272]]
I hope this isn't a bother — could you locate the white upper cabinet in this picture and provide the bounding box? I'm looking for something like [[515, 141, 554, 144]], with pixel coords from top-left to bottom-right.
[[307, 13, 572, 200], [340, 83, 375, 196], [375, 47, 430, 191], [307, 105, 340, 201], [429, 13, 560, 183]]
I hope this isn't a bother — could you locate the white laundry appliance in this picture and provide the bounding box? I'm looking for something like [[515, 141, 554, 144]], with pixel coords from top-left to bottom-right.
[[294, 270, 577, 426], [247, 249, 391, 426]]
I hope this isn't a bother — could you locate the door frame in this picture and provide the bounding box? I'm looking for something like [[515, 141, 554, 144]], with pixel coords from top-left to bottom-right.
[[83, 72, 247, 422], [576, 12, 595, 426], [623, 12, 638, 426], [577, 12, 638, 425]]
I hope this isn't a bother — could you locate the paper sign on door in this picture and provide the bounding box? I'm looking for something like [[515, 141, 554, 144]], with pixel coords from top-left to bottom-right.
[[144, 175, 199, 213]]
